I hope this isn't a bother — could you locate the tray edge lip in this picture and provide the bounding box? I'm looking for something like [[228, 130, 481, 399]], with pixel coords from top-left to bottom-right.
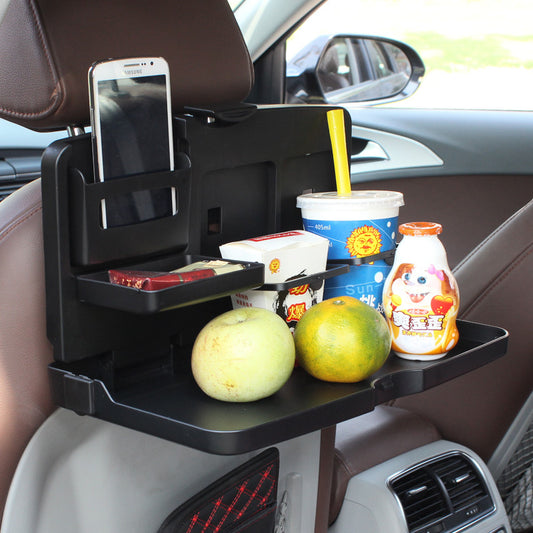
[[47, 319, 509, 454]]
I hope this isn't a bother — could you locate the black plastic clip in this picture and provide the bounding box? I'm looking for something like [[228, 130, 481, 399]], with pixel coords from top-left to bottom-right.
[[184, 103, 257, 125], [49, 367, 95, 416], [260, 264, 349, 292], [327, 246, 396, 267]]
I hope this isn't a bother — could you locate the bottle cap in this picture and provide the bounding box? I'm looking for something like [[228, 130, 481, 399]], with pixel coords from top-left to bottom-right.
[[399, 222, 442, 236]]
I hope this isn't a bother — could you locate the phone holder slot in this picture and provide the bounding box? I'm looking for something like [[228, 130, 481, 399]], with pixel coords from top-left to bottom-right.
[[69, 152, 192, 266]]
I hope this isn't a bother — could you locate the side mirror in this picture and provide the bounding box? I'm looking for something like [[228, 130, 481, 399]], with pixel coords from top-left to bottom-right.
[[286, 35, 425, 105]]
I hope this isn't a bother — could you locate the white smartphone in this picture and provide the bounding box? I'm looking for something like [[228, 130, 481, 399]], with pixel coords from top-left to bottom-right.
[[89, 57, 176, 228]]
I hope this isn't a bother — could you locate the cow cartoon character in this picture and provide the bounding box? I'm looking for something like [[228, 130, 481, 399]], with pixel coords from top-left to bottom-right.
[[388, 263, 456, 317]]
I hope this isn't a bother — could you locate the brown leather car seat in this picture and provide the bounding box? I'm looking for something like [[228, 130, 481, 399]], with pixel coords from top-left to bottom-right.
[[0, 179, 55, 521], [392, 197, 533, 461], [326, 405, 441, 527], [323, 200, 532, 529], [0, 0, 253, 524]]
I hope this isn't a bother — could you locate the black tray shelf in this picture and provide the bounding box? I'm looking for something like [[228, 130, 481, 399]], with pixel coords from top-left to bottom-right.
[[77, 255, 265, 314], [76, 261, 349, 314], [48, 320, 508, 455]]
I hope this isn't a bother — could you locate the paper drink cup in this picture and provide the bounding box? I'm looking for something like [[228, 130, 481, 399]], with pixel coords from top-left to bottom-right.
[[297, 191, 404, 311]]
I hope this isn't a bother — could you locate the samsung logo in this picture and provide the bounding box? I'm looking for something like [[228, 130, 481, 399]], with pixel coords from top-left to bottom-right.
[[124, 68, 142, 76]]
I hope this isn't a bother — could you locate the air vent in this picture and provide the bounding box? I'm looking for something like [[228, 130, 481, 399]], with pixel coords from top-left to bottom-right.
[[434, 455, 488, 511], [0, 153, 42, 203], [390, 453, 495, 533], [0, 184, 18, 202], [0, 179, 33, 202], [391, 467, 448, 531]]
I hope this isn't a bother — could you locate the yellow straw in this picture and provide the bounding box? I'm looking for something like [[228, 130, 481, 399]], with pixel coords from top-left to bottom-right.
[[327, 109, 351, 196]]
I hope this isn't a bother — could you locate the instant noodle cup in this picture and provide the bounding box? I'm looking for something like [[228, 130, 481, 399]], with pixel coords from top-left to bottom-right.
[[220, 230, 329, 331], [297, 191, 404, 311]]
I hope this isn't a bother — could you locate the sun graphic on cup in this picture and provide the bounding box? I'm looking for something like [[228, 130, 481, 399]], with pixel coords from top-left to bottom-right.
[[346, 225, 382, 257]]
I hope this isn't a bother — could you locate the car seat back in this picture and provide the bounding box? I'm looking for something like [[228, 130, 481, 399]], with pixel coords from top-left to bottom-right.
[[0, 179, 55, 521], [0, 0, 253, 131], [391, 198, 533, 529], [0, 0, 253, 523], [393, 198, 533, 460]]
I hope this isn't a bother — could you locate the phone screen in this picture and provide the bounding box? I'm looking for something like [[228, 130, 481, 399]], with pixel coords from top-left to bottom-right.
[[92, 68, 175, 228], [97, 75, 170, 178]]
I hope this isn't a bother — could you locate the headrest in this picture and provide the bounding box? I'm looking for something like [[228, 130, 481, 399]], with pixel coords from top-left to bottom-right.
[[0, 0, 253, 131]]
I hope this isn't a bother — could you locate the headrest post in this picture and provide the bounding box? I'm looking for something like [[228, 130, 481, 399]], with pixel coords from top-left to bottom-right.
[[67, 126, 86, 137]]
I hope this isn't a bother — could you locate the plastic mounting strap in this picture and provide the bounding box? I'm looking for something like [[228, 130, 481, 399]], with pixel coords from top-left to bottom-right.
[[327, 246, 396, 267], [184, 103, 257, 124], [260, 264, 349, 292]]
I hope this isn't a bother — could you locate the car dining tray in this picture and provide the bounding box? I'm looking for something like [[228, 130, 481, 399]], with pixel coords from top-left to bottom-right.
[[76, 258, 348, 314], [48, 319, 508, 455]]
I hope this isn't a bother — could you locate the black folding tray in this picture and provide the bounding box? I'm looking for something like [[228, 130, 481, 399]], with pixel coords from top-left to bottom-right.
[[76, 255, 264, 314], [41, 104, 509, 455], [48, 320, 507, 454]]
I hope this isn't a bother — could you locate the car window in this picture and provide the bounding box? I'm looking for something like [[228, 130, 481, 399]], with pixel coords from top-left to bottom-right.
[[227, 0, 245, 10], [366, 41, 393, 79], [0, 119, 66, 149], [287, 0, 533, 110], [318, 39, 353, 91]]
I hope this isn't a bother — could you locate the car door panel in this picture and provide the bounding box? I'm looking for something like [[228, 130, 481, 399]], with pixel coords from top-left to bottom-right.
[[345, 106, 533, 467], [352, 173, 531, 269], [348, 108, 533, 268], [349, 108, 533, 179]]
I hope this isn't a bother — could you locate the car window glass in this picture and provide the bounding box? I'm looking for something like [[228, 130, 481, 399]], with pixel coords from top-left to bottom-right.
[[0, 119, 66, 149], [366, 40, 393, 79], [287, 0, 533, 110], [227, 0, 245, 10], [318, 39, 353, 92]]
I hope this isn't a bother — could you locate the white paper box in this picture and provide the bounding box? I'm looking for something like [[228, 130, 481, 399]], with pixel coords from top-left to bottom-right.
[[220, 230, 329, 328]]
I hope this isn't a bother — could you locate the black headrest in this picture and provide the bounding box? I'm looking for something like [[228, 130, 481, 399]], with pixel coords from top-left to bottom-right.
[[0, 0, 253, 131]]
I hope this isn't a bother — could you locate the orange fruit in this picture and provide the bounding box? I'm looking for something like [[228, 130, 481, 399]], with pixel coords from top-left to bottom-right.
[[293, 296, 391, 383]]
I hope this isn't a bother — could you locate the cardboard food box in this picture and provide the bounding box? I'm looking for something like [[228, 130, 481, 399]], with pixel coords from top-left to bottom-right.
[[220, 230, 329, 329]]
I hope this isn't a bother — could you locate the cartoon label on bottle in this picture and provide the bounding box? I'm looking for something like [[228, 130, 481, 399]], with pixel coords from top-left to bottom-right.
[[383, 262, 459, 357]]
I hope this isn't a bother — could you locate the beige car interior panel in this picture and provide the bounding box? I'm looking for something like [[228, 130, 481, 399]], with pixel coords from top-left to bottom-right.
[[1, 409, 321, 533], [330, 440, 511, 533]]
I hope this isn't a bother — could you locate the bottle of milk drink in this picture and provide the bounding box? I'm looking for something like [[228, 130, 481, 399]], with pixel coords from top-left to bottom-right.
[[382, 222, 460, 360]]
